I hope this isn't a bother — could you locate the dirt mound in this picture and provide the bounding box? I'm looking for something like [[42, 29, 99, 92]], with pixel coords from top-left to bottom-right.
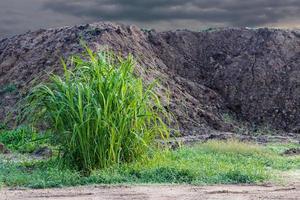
[[1, 22, 300, 135]]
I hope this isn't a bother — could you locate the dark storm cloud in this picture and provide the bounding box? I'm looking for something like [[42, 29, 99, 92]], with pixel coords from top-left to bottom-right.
[[0, 0, 300, 39], [43, 0, 300, 26], [0, 0, 87, 38]]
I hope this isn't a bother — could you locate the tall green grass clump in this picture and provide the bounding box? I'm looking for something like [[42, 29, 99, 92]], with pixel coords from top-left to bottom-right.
[[21, 47, 169, 172]]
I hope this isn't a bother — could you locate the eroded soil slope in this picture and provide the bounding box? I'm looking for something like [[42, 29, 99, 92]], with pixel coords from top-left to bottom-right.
[[1, 22, 300, 134]]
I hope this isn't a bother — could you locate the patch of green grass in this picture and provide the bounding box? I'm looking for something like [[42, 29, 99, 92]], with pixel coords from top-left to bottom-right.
[[0, 140, 299, 188], [0, 126, 50, 153], [266, 143, 300, 154], [0, 159, 81, 188], [0, 83, 17, 95]]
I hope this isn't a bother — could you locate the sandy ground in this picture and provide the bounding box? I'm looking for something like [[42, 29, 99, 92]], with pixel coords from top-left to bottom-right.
[[1, 171, 299, 200]]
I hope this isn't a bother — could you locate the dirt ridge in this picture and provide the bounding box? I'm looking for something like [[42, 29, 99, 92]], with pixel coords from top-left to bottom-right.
[[1, 22, 300, 135]]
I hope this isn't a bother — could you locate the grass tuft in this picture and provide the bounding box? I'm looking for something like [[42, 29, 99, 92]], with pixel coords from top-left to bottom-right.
[[20, 47, 170, 172], [0, 83, 17, 95]]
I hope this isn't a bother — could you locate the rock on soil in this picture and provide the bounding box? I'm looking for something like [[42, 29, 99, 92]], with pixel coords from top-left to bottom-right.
[[283, 148, 300, 156], [1, 22, 300, 135], [0, 143, 10, 154], [32, 146, 52, 158]]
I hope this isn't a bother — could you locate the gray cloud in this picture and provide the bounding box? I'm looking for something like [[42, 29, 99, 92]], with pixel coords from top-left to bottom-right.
[[43, 0, 300, 26], [0, 0, 300, 39], [0, 0, 89, 38]]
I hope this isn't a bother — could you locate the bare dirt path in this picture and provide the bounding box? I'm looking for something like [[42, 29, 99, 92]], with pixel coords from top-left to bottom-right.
[[1, 184, 299, 200], [1, 171, 299, 200]]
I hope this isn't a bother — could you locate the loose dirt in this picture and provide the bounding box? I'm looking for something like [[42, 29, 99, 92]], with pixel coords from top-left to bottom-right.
[[1, 184, 298, 200], [1, 171, 299, 200], [1, 23, 300, 135]]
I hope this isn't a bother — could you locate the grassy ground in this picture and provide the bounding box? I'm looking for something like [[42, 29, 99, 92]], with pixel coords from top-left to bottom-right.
[[1, 49, 299, 190], [0, 140, 299, 189]]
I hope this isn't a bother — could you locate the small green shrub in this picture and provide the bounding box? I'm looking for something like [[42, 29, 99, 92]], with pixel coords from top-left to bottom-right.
[[21, 47, 169, 172], [0, 126, 49, 153], [0, 123, 6, 130], [0, 83, 17, 95]]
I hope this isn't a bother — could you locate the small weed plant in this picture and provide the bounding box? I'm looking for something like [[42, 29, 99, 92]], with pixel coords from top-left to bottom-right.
[[21, 47, 169, 172], [0, 126, 49, 153], [0, 83, 17, 95]]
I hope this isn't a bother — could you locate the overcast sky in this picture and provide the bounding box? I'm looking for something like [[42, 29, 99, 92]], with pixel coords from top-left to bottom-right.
[[1, 0, 300, 38]]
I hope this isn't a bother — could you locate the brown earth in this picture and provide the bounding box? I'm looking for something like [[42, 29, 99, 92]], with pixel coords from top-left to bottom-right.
[[0, 185, 298, 200], [1, 22, 300, 136], [1, 170, 299, 200]]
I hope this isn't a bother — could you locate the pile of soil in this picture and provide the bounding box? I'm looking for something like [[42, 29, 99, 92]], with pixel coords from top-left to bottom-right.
[[1, 22, 300, 136]]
